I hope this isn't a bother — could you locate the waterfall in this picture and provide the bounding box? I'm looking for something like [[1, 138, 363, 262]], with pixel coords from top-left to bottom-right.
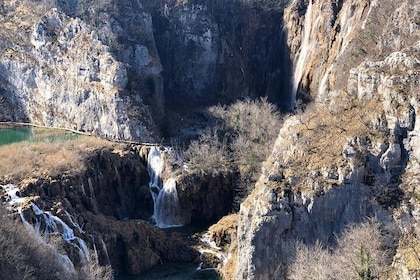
[[318, 65, 333, 96], [1, 184, 78, 273], [291, 0, 314, 108], [147, 146, 164, 211], [80, 184, 86, 196], [114, 165, 128, 219], [100, 238, 111, 265], [91, 235, 99, 265], [30, 202, 91, 264], [196, 231, 227, 271], [147, 146, 164, 201], [2, 184, 26, 207], [154, 178, 183, 228], [147, 147, 184, 228], [88, 177, 95, 200], [65, 210, 85, 234]]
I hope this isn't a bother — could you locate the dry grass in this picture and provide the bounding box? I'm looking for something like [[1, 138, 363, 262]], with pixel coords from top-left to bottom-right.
[[209, 214, 238, 280], [0, 204, 114, 280], [278, 94, 389, 190], [288, 219, 392, 280], [0, 135, 114, 183]]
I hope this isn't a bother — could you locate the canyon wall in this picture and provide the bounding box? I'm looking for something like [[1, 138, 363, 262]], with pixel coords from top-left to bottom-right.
[[0, 0, 292, 140], [235, 0, 420, 279]]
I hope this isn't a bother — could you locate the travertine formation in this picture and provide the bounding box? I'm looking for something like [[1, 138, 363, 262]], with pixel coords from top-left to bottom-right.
[[0, 0, 419, 278]]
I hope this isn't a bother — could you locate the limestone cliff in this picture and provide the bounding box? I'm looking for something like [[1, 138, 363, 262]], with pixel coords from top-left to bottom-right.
[[234, 0, 420, 279], [0, 2, 157, 141], [0, 0, 293, 140]]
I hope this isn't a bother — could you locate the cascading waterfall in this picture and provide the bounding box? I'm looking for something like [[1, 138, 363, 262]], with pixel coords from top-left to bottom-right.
[[65, 210, 85, 234], [114, 165, 128, 219], [154, 178, 183, 228], [291, 0, 314, 108], [1, 184, 79, 273], [2, 183, 26, 208], [91, 235, 99, 265], [318, 65, 333, 96], [147, 147, 184, 228], [30, 202, 91, 264], [196, 231, 228, 271]]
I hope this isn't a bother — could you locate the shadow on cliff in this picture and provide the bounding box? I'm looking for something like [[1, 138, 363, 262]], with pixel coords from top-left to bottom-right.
[[0, 64, 30, 122], [151, 0, 293, 137]]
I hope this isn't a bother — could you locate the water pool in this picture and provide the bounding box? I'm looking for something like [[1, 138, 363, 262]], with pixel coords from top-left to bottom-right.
[[116, 262, 220, 280], [0, 125, 78, 146]]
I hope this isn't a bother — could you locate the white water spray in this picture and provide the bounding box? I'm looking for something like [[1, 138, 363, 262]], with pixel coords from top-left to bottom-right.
[[154, 178, 183, 228], [100, 238, 111, 265], [1, 184, 78, 273], [146, 147, 184, 228], [65, 210, 85, 234], [2, 184, 26, 207], [291, 0, 314, 108], [91, 235, 99, 265], [30, 202, 91, 264], [196, 231, 227, 271]]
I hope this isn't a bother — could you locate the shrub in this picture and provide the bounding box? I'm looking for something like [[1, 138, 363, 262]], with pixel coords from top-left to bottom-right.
[[0, 205, 113, 280], [288, 219, 392, 280], [182, 97, 281, 199], [182, 128, 230, 176]]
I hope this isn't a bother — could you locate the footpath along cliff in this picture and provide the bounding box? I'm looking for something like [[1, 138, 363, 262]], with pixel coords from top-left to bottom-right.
[[0, 0, 419, 279]]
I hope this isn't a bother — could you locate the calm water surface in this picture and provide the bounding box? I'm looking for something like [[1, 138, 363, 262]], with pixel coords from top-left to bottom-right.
[[116, 262, 220, 280], [0, 125, 77, 146]]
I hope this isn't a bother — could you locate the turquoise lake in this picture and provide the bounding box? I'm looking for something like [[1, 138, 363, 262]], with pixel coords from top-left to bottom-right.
[[0, 125, 77, 146]]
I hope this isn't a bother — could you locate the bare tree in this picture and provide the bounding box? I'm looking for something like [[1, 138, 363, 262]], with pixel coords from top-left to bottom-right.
[[288, 219, 392, 280]]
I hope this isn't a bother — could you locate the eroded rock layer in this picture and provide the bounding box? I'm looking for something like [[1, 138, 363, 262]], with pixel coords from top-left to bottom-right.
[[234, 0, 420, 279]]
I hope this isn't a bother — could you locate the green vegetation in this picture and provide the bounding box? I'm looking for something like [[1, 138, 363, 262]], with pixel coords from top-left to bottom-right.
[[358, 245, 373, 280]]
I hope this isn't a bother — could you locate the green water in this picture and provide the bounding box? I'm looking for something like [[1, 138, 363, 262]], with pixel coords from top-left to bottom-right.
[[0, 126, 32, 146], [116, 262, 221, 280], [0, 125, 78, 146]]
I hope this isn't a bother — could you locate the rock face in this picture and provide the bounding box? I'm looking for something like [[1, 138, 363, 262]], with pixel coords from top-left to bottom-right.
[[0, 0, 293, 140], [234, 0, 420, 279], [177, 171, 235, 223], [0, 6, 155, 141], [2, 142, 236, 275], [15, 144, 177, 274], [153, 0, 292, 111]]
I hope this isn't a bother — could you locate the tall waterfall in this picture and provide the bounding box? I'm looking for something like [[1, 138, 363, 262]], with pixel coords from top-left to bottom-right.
[[291, 0, 313, 108], [147, 147, 184, 228], [154, 178, 184, 228]]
